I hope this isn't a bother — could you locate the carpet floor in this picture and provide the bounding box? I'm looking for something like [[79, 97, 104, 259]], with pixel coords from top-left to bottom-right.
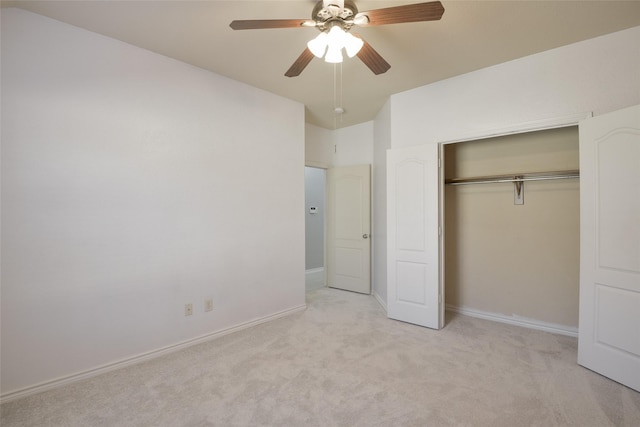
[[2, 287, 639, 426]]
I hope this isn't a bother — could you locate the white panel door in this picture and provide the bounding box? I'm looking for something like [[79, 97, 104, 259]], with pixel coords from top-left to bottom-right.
[[387, 144, 442, 329], [327, 165, 371, 294], [578, 104, 640, 392]]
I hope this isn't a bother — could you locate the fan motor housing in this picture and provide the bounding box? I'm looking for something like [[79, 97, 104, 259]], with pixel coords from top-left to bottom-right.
[[312, 0, 359, 31]]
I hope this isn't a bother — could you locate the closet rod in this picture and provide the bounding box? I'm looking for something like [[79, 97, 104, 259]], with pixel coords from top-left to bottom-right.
[[445, 170, 579, 186]]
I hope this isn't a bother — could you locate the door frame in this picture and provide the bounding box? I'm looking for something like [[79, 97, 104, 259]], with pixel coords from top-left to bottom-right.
[[327, 164, 372, 294], [304, 164, 329, 291], [304, 163, 373, 295], [436, 112, 592, 330]]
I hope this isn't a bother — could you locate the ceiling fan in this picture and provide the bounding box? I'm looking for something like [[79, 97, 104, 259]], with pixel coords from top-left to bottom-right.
[[230, 1, 445, 77]]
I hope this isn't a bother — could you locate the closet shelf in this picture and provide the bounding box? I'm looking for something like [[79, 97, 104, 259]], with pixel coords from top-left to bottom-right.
[[445, 170, 580, 186]]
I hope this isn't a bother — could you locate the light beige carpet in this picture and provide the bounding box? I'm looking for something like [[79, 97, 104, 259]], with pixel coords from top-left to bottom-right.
[[2, 288, 639, 426]]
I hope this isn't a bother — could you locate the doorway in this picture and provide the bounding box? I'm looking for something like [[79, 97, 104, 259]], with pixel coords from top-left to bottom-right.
[[305, 166, 326, 292], [326, 164, 372, 294]]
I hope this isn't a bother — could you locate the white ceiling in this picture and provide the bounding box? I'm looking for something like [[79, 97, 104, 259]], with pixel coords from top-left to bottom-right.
[[3, 0, 640, 129]]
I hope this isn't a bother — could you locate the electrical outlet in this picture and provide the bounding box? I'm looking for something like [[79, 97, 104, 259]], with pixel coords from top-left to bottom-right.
[[205, 299, 213, 312], [185, 303, 193, 316]]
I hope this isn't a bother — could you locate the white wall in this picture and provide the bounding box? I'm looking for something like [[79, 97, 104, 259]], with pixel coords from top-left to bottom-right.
[[332, 121, 374, 167], [305, 123, 333, 168], [305, 121, 374, 168], [304, 121, 375, 296], [1, 9, 305, 397], [306, 121, 374, 168], [380, 25, 640, 325], [390, 26, 640, 148]]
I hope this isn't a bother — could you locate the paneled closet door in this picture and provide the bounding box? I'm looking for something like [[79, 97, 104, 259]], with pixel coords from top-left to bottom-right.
[[578, 104, 640, 392], [387, 144, 442, 329]]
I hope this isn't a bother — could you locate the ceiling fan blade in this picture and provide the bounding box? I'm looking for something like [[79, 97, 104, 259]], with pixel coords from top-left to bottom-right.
[[230, 19, 314, 30], [285, 48, 315, 77], [356, 39, 391, 75], [355, 1, 444, 26]]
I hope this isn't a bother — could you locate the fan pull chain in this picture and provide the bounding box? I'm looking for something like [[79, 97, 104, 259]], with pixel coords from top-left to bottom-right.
[[339, 62, 343, 126], [333, 64, 338, 130], [333, 63, 344, 130]]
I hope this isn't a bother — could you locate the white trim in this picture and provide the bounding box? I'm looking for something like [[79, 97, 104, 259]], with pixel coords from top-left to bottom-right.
[[440, 112, 593, 146], [305, 267, 325, 291], [373, 291, 387, 313], [305, 161, 329, 169], [446, 304, 578, 338], [438, 112, 589, 338], [0, 304, 307, 404]]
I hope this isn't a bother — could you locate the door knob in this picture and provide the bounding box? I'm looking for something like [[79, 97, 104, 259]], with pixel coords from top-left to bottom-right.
[[363, 234, 369, 239]]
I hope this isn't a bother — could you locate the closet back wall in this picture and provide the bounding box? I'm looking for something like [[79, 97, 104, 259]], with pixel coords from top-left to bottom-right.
[[444, 127, 580, 329]]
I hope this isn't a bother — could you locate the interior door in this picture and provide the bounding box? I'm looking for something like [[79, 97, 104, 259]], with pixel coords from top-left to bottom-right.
[[387, 144, 442, 329], [327, 164, 371, 294], [578, 104, 640, 392]]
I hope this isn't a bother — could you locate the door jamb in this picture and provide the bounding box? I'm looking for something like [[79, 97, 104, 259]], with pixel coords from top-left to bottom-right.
[[436, 112, 592, 328], [304, 164, 328, 291]]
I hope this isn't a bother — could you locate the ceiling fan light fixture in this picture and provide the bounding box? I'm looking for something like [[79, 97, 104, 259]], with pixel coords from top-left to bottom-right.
[[326, 25, 345, 45], [307, 32, 328, 58], [323, 0, 345, 16], [323, 0, 345, 8], [231, 1, 446, 77], [322, 26, 346, 62], [343, 32, 364, 57], [324, 44, 343, 63], [310, 25, 361, 63]]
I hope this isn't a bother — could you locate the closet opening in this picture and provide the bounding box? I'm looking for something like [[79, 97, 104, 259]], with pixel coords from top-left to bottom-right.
[[442, 126, 580, 335]]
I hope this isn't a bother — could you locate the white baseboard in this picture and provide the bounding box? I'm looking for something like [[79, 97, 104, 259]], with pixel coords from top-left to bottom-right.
[[373, 291, 387, 313], [305, 267, 325, 291], [445, 304, 578, 337], [0, 304, 307, 404]]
